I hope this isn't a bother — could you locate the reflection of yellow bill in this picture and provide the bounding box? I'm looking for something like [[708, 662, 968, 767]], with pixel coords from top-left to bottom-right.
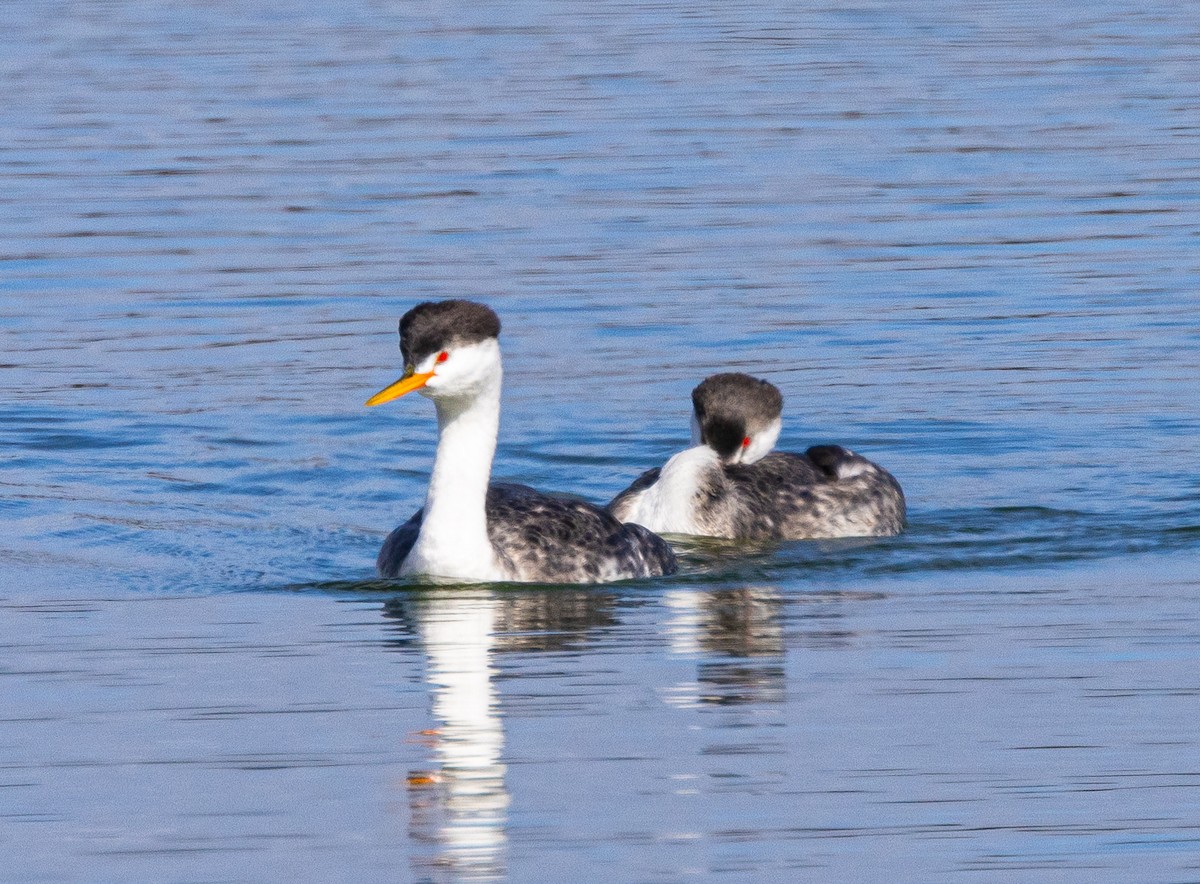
[[365, 370, 434, 406]]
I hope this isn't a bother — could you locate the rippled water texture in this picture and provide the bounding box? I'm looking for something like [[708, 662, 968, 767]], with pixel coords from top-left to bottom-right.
[[2, 0, 1199, 880]]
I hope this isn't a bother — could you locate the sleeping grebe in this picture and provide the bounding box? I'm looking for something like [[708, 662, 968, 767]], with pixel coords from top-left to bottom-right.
[[608, 373, 904, 540]]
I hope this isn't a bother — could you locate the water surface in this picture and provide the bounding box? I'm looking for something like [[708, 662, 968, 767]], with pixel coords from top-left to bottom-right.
[[2, 0, 1199, 880]]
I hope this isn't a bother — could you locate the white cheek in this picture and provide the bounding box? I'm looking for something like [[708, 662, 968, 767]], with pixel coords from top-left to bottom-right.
[[417, 358, 442, 395], [419, 339, 502, 396], [741, 416, 781, 465]]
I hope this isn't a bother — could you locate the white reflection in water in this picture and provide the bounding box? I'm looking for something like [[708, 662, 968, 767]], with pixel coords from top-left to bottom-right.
[[407, 592, 508, 881], [662, 587, 786, 708], [663, 588, 704, 657]]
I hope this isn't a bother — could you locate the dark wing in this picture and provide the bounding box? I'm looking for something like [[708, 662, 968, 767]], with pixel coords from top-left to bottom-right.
[[804, 444, 854, 480], [717, 452, 828, 539], [606, 467, 662, 521], [726, 450, 905, 539], [487, 483, 676, 582], [377, 509, 422, 578], [749, 451, 828, 484]]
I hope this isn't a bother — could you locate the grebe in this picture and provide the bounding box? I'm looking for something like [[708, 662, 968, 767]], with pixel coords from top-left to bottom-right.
[[367, 300, 677, 583], [608, 373, 905, 540]]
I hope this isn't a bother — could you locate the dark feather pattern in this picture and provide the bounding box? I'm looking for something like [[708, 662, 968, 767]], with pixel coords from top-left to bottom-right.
[[380, 482, 678, 582], [609, 447, 905, 540], [399, 300, 502, 367], [692, 373, 783, 460]]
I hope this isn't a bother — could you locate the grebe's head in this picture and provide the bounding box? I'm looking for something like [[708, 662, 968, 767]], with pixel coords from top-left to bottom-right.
[[690, 373, 783, 465], [366, 300, 502, 406]]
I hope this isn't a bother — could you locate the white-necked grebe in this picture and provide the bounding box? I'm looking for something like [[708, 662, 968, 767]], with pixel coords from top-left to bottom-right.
[[368, 300, 677, 583]]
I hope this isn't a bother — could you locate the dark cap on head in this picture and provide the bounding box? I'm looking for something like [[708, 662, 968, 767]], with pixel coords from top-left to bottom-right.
[[399, 300, 501, 366], [691, 373, 784, 460]]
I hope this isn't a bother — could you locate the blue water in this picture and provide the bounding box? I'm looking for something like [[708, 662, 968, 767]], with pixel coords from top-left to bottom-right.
[[2, 0, 1199, 880]]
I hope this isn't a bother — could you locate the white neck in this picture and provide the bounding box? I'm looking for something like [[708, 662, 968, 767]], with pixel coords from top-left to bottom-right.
[[402, 375, 505, 581], [623, 445, 720, 535]]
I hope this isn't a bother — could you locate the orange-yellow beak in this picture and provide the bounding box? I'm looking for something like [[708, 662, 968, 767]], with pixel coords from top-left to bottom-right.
[[365, 368, 435, 406]]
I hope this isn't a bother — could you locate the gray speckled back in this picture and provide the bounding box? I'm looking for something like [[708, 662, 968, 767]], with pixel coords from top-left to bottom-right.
[[380, 482, 677, 582], [608, 448, 905, 541]]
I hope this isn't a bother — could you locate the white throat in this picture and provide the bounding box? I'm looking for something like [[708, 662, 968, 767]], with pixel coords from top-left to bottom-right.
[[622, 445, 720, 535], [402, 370, 505, 581]]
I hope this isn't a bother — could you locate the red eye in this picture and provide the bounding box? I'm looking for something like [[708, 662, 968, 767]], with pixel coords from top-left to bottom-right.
[[742, 436, 751, 448], [436, 351, 449, 363]]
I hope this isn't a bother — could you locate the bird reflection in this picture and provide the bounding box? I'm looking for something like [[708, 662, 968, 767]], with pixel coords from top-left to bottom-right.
[[380, 588, 617, 881], [381, 585, 786, 876], [393, 590, 507, 882], [492, 589, 617, 652], [663, 587, 785, 706]]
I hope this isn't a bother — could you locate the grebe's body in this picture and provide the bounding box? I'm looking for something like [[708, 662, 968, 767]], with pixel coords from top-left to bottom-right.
[[378, 483, 674, 583], [609, 373, 904, 540], [368, 300, 676, 584], [610, 445, 905, 540]]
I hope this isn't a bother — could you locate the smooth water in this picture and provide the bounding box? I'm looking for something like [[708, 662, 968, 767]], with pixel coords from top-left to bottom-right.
[[2, 0, 1199, 880]]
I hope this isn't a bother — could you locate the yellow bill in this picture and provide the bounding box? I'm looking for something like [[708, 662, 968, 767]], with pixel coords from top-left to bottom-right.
[[366, 369, 435, 406]]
